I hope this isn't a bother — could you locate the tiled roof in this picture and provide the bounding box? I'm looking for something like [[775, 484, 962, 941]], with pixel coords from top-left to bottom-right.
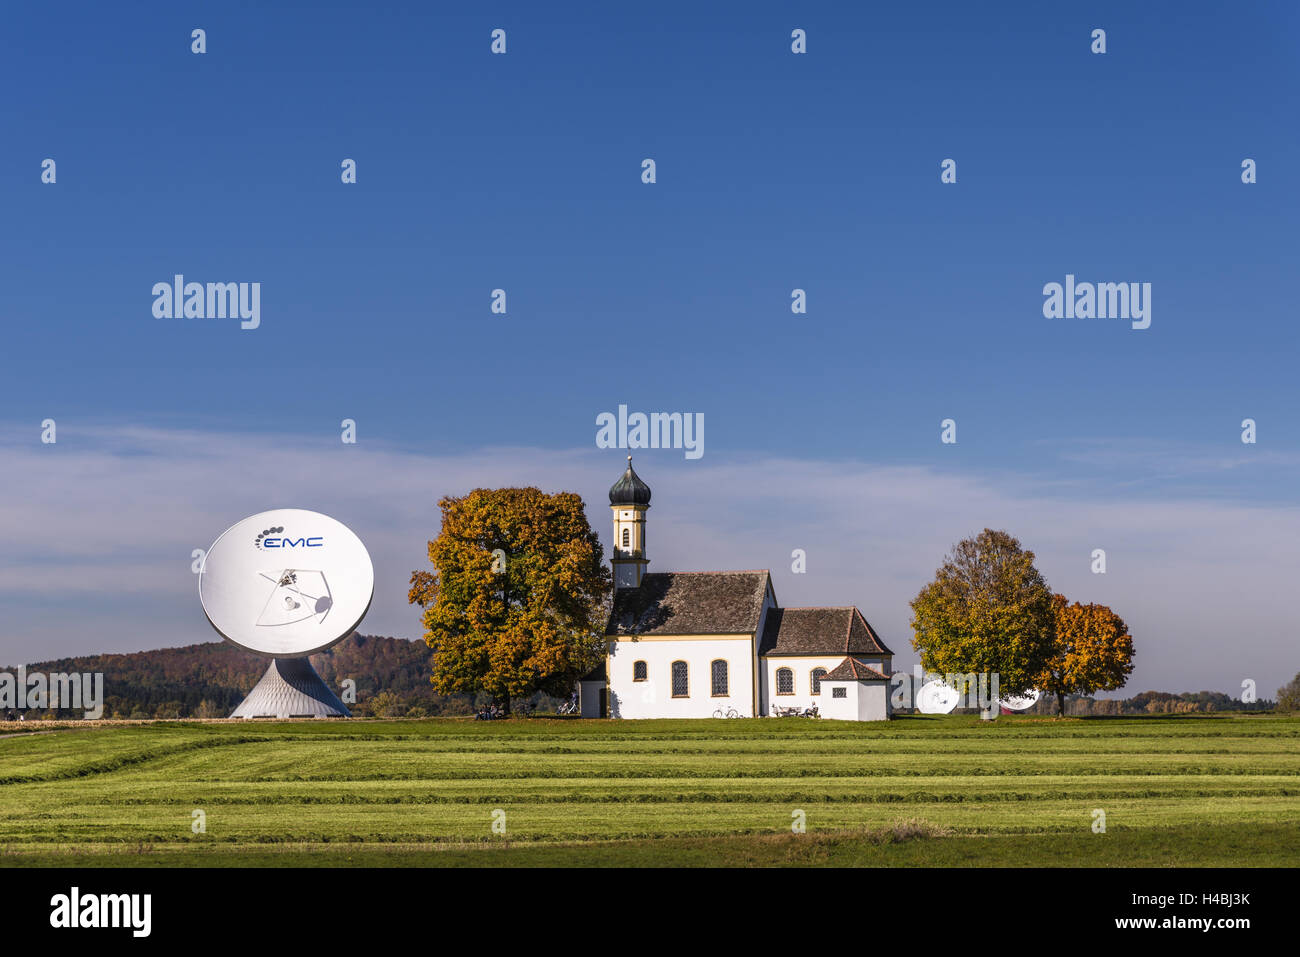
[[822, 656, 891, 682], [606, 571, 771, 636], [758, 607, 894, 657]]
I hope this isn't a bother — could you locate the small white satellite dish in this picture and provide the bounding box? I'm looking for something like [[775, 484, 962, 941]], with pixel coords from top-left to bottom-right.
[[199, 509, 373, 719], [199, 509, 374, 658], [998, 689, 1041, 712], [916, 679, 961, 715]]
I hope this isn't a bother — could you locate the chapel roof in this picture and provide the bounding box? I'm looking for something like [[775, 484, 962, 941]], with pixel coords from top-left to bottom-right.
[[605, 571, 772, 636], [822, 656, 892, 682], [758, 607, 894, 657]]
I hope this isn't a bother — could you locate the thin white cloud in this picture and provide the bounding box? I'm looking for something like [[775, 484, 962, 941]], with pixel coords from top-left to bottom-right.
[[1, 425, 1296, 698]]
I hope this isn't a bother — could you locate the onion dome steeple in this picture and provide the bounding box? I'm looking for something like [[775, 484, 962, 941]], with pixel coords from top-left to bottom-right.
[[608, 455, 652, 507], [609, 456, 650, 589]]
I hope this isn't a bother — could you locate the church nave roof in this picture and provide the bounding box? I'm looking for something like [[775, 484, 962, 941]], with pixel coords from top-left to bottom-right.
[[758, 607, 894, 657], [606, 570, 771, 636]]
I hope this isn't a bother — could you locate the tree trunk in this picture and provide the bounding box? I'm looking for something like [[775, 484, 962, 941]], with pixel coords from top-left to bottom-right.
[[1057, 691, 1067, 717]]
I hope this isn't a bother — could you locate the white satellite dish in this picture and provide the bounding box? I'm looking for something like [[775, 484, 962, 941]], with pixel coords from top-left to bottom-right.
[[998, 689, 1041, 712], [199, 509, 373, 717], [916, 679, 961, 715], [200, 509, 373, 657]]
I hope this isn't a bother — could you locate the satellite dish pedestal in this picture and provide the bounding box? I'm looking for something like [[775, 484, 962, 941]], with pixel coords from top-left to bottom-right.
[[230, 657, 351, 719]]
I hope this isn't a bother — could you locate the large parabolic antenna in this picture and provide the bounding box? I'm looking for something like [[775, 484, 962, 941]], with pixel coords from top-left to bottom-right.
[[998, 689, 1041, 712], [199, 509, 374, 718], [916, 679, 961, 715]]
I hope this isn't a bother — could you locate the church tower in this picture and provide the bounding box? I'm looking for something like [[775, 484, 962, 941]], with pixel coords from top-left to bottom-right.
[[608, 455, 651, 589]]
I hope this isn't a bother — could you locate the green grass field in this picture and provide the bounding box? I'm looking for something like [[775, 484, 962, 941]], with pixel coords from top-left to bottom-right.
[[1, 713, 1297, 867]]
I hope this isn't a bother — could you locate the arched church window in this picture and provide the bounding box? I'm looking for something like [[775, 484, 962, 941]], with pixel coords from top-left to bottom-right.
[[711, 659, 729, 696], [811, 668, 827, 695], [633, 660, 647, 682], [622, 528, 630, 548], [671, 660, 689, 698], [776, 667, 794, 695]]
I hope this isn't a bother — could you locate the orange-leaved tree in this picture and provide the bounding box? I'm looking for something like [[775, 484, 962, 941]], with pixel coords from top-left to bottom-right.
[[409, 487, 611, 713], [1037, 594, 1135, 717]]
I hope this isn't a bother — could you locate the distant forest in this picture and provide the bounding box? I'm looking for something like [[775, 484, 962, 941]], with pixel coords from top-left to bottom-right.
[[1021, 689, 1273, 716], [0, 638, 1273, 719], [0, 634, 522, 719]]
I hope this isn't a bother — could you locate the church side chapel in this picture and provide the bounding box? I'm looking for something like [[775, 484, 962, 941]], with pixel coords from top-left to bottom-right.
[[579, 457, 894, 721]]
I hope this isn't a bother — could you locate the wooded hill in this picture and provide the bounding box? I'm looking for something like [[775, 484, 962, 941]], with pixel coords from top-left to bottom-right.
[[2, 634, 467, 719]]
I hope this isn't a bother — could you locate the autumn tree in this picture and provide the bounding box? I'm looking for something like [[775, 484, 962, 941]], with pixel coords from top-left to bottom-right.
[[1278, 673, 1300, 712], [367, 690, 403, 718], [409, 487, 611, 713], [1036, 594, 1135, 717], [910, 529, 1055, 701]]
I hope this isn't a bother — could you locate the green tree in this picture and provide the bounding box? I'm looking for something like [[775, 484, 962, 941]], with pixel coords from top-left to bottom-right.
[[1277, 673, 1300, 712], [409, 487, 611, 714], [1036, 594, 1135, 717], [909, 529, 1054, 699]]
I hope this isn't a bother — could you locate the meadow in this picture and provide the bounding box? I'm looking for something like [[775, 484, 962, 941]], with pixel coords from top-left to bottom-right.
[[0, 713, 1296, 867]]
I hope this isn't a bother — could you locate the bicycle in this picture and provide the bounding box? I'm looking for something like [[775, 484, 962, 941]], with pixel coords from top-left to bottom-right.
[[712, 706, 742, 718]]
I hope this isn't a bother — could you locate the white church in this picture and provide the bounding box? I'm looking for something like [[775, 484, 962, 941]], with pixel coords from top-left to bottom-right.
[[579, 457, 894, 721]]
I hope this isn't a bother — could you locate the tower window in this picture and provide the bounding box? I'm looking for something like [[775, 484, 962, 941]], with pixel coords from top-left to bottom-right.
[[811, 668, 827, 696], [633, 660, 647, 682], [776, 667, 794, 695], [671, 660, 688, 697], [711, 659, 729, 696], [622, 528, 630, 548]]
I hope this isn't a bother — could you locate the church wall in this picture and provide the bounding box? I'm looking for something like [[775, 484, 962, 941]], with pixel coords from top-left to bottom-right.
[[578, 679, 604, 718], [609, 636, 756, 718], [819, 680, 891, 721], [857, 681, 891, 721], [752, 585, 778, 717], [760, 655, 846, 715], [820, 680, 860, 721]]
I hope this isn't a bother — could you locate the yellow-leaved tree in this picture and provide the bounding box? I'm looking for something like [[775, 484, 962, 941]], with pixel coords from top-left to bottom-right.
[[409, 487, 611, 714]]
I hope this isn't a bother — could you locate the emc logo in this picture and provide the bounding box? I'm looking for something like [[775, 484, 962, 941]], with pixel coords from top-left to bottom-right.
[[254, 525, 324, 550]]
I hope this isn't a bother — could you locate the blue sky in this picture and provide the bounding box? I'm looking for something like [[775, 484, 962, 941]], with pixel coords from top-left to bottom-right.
[[1, 2, 1297, 695]]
